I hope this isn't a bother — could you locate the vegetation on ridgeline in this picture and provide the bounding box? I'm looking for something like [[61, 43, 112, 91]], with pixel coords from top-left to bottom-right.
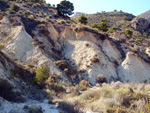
[[78, 14, 88, 25]]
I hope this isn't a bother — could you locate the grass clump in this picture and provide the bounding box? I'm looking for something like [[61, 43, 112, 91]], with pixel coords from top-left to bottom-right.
[[0, 43, 4, 50], [136, 38, 142, 43]]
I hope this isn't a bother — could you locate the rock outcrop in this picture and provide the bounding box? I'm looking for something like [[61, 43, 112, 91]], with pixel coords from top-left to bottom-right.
[[118, 52, 150, 83], [131, 17, 150, 31], [138, 10, 150, 23], [1, 14, 150, 86]]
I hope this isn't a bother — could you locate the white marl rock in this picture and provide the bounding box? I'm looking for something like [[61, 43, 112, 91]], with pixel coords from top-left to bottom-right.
[[118, 52, 150, 83]]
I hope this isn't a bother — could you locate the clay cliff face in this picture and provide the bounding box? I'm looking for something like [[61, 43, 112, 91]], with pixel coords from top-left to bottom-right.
[[1, 14, 150, 85]]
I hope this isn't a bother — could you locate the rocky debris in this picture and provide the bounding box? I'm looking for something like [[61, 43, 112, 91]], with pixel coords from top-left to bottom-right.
[[112, 31, 127, 41], [23, 105, 43, 113], [145, 47, 150, 57], [0, 97, 60, 113], [131, 17, 150, 31]]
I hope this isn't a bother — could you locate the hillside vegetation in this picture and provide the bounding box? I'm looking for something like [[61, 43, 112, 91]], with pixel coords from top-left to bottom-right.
[[72, 11, 135, 27]]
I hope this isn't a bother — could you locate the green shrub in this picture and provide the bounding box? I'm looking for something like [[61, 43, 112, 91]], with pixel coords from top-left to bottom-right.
[[109, 27, 115, 33], [35, 65, 50, 83], [125, 29, 132, 38], [78, 14, 88, 25], [136, 38, 142, 43], [100, 18, 107, 22], [114, 9, 117, 12], [91, 24, 99, 28], [98, 21, 108, 32], [91, 19, 108, 32]]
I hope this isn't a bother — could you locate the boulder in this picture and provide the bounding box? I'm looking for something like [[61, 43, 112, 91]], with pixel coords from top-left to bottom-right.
[[112, 31, 127, 41]]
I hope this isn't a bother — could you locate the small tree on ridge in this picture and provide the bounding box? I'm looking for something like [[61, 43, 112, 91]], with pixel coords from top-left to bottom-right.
[[57, 0, 74, 16]]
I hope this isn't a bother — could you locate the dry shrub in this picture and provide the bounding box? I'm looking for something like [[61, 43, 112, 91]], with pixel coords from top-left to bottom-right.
[[41, 29, 49, 36], [91, 55, 100, 63], [69, 89, 80, 97], [11, 21, 18, 26], [54, 60, 69, 70], [73, 25, 84, 32], [80, 89, 101, 100], [79, 80, 90, 91], [104, 98, 115, 108], [11, 3, 19, 12], [100, 87, 114, 98], [85, 43, 89, 47], [46, 75, 64, 93], [111, 81, 122, 89], [96, 75, 107, 83]]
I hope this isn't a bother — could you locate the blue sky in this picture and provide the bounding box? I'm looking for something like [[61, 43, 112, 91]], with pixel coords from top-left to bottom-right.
[[46, 0, 150, 16]]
